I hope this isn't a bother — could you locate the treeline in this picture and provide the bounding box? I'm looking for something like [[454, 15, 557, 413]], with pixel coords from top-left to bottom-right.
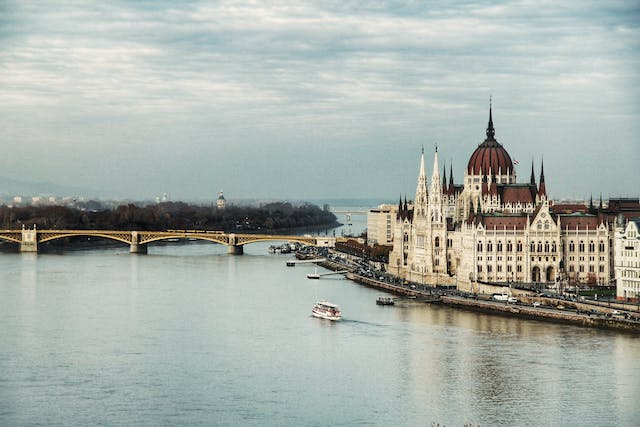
[[0, 202, 338, 232]]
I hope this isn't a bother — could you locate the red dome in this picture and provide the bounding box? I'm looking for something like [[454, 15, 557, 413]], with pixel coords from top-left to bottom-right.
[[466, 107, 513, 175], [467, 139, 513, 175]]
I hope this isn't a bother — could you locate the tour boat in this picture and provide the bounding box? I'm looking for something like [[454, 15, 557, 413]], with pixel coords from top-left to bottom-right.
[[307, 265, 320, 279], [376, 296, 395, 306], [312, 301, 342, 321]]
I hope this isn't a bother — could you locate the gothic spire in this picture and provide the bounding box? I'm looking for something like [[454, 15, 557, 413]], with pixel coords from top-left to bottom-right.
[[530, 159, 536, 186], [486, 96, 495, 140], [415, 148, 428, 217], [449, 162, 454, 194], [442, 161, 447, 191], [538, 158, 547, 197]]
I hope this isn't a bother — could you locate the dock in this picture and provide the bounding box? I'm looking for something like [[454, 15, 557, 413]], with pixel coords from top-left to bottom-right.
[[286, 258, 326, 266]]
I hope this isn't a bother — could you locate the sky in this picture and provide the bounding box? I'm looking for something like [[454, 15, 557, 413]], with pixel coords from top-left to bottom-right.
[[1, 0, 638, 203]]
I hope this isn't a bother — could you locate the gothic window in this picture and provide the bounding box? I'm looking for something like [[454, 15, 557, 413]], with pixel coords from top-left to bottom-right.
[[477, 265, 482, 273], [537, 242, 542, 252], [507, 265, 512, 272], [517, 265, 522, 273], [599, 241, 605, 252], [435, 237, 440, 248], [579, 241, 585, 252], [507, 241, 513, 252], [530, 242, 535, 252], [544, 242, 549, 252], [477, 241, 483, 252], [544, 221, 550, 230], [487, 265, 493, 273], [589, 241, 595, 252], [551, 242, 557, 252], [517, 241, 523, 252], [589, 265, 594, 273], [497, 241, 503, 252], [569, 241, 575, 252], [497, 265, 502, 272]]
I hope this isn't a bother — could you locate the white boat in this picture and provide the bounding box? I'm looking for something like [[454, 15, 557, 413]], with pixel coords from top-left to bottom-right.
[[312, 301, 342, 321], [307, 265, 320, 279]]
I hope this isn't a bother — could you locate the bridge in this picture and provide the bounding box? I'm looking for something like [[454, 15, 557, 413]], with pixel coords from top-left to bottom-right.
[[0, 226, 329, 255]]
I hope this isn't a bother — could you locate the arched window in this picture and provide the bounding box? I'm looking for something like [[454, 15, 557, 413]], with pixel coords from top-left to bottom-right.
[[477, 241, 483, 252], [589, 241, 595, 252], [497, 241, 503, 252], [537, 242, 543, 252], [569, 241, 575, 252], [544, 241, 549, 252], [517, 241, 523, 252], [507, 241, 513, 252], [487, 241, 493, 252], [599, 241, 605, 252], [579, 241, 585, 252], [435, 237, 440, 248]]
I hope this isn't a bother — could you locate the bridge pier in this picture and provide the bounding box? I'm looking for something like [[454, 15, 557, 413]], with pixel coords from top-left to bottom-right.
[[129, 231, 148, 254], [20, 225, 38, 253], [228, 245, 244, 255]]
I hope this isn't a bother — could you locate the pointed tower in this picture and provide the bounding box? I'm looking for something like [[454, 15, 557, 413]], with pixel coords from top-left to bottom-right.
[[428, 146, 443, 223], [448, 163, 454, 194], [442, 161, 448, 195], [414, 147, 428, 218], [530, 159, 536, 186], [538, 158, 547, 199]]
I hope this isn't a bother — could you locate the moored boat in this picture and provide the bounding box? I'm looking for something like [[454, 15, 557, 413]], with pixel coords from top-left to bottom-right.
[[376, 296, 395, 306], [312, 301, 342, 321]]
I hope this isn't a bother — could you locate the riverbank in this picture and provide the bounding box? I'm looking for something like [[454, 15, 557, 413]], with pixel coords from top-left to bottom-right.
[[311, 251, 640, 334]]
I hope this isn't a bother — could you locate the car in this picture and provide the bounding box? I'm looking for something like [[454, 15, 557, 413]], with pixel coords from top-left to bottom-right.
[[532, 301, 541, 307], [507, 297, 518, 304]]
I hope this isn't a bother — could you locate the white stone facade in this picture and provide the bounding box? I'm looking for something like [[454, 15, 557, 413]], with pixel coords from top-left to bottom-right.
[[615, 219, 640, 301], [386, 108, 617, 292]]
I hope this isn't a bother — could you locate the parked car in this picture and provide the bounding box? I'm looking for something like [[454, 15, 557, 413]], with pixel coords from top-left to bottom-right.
[[532, 301, 541, 307], [507, 297, 518, 304]]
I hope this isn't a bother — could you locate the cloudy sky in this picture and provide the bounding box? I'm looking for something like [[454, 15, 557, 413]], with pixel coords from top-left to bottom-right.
[[1, 0, 638, 202]]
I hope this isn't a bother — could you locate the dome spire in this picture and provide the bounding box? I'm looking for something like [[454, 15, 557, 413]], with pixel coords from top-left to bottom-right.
[[486, 96, 495, 140]]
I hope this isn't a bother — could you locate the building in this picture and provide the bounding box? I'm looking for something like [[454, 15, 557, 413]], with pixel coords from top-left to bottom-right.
[[387, 104, 639, 292], [217, 191, 226, 209], [615, 218, 640, 302], [367, 204, 397, 245]]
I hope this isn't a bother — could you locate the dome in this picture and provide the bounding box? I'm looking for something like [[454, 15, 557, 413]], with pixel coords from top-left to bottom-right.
[[466, 107, 513, 176]]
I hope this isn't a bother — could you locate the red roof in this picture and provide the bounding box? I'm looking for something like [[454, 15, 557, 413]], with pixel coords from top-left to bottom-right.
[[560, 214, 601, 230], [468, 214, 529, 230], [499, 184, 537, 205]]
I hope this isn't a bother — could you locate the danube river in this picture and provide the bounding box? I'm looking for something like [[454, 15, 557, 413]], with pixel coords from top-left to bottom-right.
[[1, 227, 639, 425]]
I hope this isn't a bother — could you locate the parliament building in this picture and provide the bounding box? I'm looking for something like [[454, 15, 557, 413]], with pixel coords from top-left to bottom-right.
[[379, 105, 640, 296]]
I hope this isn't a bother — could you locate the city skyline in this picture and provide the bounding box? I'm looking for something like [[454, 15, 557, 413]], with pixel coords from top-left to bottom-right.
[[1, 1, 638, 201]]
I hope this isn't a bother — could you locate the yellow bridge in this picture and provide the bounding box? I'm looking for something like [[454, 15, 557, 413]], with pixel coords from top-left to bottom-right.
[[0, 227, 328, 255]]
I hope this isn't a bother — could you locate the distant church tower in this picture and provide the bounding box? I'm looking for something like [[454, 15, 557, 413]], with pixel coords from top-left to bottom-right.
[[217, 190, 226, 209]]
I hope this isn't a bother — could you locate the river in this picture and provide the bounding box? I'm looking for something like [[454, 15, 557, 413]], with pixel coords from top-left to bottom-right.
[[1, 213, 639, 426]]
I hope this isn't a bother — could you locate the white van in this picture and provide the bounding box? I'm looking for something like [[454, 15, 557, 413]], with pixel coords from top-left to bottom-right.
[[492, 293, 508, 301]]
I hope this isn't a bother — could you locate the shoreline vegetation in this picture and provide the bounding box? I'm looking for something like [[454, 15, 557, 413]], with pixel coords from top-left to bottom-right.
[[0, 201, 339, 235]]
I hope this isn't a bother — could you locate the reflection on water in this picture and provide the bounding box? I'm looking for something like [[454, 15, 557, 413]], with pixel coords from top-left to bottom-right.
[[0, 242, 639, 426]]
